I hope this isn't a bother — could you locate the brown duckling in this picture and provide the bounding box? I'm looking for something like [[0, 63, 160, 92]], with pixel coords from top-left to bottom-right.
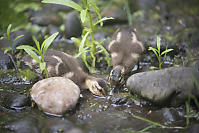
[[23, 49, 106, 96], [108, 26, 145, 87]]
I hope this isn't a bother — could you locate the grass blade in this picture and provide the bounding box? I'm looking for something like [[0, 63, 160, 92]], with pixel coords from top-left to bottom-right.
[[41, 32, 58, 56], [80, 9, 87, 23], [16, 45, 39, 54], [161, 49, 173, 55], [14, 35, 24, 42], [42, 0, 83, 11], [7, 24, 12, 40], [23, 48, 41, 63]]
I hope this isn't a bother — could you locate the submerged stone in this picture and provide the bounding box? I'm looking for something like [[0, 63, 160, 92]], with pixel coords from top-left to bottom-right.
[[30, 77, 80, 115], [126, 66, 199, 106]]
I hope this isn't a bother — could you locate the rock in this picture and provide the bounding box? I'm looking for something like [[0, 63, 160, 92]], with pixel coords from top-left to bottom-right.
[[4, 119, 39, 133], [0, 51, 13, 70], [29, 9, 62, 26], [189, 124, 199, 133], [102, 5, 127, 25], [0, 30, 34, 51], [110, 93, 128, 106], [1, 92, 31, 111], [9, 94, 31, 110], [148, 107, 184, 125], [126, 66, 199, 105], [30, 77, 80, 115], [42, 117, 83, 133], [64, 11, 82, 39]]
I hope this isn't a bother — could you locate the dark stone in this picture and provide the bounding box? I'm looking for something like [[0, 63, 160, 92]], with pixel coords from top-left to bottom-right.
[[42, 117, 83, 133], [110, 93, 128, 105], [126, 66, 199, 106], [148, 107, 184, 125], [0, 30, 34, 51], [4, 119, 39, 133], [2, 93, 31, 111], [0, 51, 13, 70], [64, 11, 82, 39], [102, 5, 127, 25], [189, 124, 199, 133], [10, 94, 31, 110], [28, 9, 62, 26]]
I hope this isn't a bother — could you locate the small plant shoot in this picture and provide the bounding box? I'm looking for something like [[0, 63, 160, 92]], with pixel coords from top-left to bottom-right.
[[42, 0, 113, 73], [17, 32, 59, 78], [148, 36, 173, 69], [1, 24, 24, 54]]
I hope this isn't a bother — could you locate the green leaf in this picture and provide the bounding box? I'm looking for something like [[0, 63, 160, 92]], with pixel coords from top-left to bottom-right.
[[80, 9, 87, 23], [23, 48, 41, 63], [157, 36, 161, 51], [0, 36, 6, 39], [71, 37, 81, 46], [161, 49, 173, 55], [16, 45, 39, 54], [7, 24, 12, 40], [94, 17, 114, 26], [42, 0, 83, 11], [148, 47, 158, 58], [14, 35, 24, 42], [88, 0, 102, 25], [96, 40, 112, 66], [39, 62, 46, 71], [41, 32, 58, 57], [3, 48, 10, 54], [32, 36, 41, 53], [79, 31, 90, 53]]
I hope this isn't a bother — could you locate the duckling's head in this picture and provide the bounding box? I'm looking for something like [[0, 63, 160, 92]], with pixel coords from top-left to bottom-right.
[[109, 65, 124, 87], [85, 77, 108, 97]]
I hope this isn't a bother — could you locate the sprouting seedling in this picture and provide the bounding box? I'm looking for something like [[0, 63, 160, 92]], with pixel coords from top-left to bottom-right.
[[17, 32, 58, 78], [1, 24, 24, 54], [148, 36, 173, 69], [42, 0, 113, 73]]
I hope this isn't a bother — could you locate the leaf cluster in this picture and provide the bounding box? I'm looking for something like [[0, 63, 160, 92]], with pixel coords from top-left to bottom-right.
[[42, 0, 113, 73], [1, 24, 24, 54], [17, 32, 58, 78], [148, 36, 173, 69]]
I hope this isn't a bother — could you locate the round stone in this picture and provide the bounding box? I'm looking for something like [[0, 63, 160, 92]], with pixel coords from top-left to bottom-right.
[[30, 77, 80, 115]]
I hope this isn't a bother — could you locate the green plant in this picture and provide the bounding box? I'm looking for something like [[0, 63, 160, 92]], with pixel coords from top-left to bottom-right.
[[42, 0, 113, 73], [1, 24, 24, 54], [148, 36, 174, 69], [16, 32, 58, 78]]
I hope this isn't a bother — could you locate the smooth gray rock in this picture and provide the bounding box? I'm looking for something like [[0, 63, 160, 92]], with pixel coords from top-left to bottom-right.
[[0, 51, 13, 70], [126, 66, 199, 105], [64, 11, 82, 39], [30, 77, 80, 115]]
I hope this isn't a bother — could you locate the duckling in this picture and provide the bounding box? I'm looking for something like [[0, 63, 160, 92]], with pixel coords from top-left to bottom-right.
[[23, 49, 106, 96], [108, 26, 145, 87]]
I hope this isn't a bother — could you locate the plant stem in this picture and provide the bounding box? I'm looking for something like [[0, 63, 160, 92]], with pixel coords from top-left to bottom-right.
[[41, 57, 48, 78], [85, 0, 96, 68], [124, 0, 132, 26]]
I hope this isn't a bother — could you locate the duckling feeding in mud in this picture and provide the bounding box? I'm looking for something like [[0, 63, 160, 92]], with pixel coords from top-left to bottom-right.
[[23, 49, 107, 97], [108, 26, 145, 87]]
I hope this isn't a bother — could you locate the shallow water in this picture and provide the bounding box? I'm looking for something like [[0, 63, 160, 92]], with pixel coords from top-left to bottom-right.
[[1, 0, 199, 132]]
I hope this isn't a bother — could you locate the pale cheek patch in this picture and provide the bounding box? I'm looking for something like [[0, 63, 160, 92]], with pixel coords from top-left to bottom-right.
[[108, 40, 116, 51], [52, 55, 63, 75], [131, 32, 137, 43], [47, 66, 53, 74], [116, 32, 122, 42], [64, 72, 74, 79], [32, 59, 37, 65], [138, 41, 145, 52], [131, 53, 140, 59], [111, 52, 118, 58]]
